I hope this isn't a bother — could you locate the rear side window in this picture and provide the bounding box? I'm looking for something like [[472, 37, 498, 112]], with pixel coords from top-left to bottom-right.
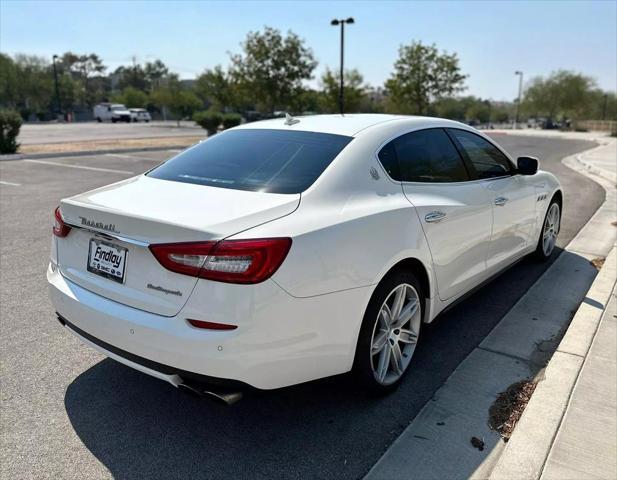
[[147, 129, 353, 194], [377, 141, 400, 179], [447, 129, 513, 179], [378, 129, 470, 182]]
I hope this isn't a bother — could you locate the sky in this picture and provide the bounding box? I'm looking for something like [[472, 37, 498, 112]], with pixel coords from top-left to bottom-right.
[[1, 0, 616, 101]]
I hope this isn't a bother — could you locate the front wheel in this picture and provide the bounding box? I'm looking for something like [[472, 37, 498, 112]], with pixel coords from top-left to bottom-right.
[[354, 270, 423, 392], [535, 200, 561, 260]]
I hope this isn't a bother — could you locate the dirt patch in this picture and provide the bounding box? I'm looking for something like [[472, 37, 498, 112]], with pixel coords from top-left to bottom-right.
[[488, 379, 537, 440], [19, 136, 204, 154], [591, 257, 605, 270]]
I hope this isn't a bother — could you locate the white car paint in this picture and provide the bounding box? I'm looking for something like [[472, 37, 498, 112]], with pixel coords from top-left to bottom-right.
[[93, 103, 131, 123], [48, 114, 561, 390], [129, 108, 152, 122]]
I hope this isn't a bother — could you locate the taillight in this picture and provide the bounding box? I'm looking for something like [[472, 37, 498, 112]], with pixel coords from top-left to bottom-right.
[[149, 238, 291, 284], [148, 241, 215, 277], [52, 206, 71, 237]]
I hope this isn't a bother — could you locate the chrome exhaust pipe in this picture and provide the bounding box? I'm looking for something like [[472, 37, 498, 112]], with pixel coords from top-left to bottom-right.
[[178, 383, 243, 405]]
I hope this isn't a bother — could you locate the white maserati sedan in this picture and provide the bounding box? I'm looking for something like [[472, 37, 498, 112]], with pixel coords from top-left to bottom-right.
[[48, 114, 562, 402]]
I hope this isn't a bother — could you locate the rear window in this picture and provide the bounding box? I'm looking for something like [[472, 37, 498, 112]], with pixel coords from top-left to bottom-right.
[[147, 129, 353, 194]]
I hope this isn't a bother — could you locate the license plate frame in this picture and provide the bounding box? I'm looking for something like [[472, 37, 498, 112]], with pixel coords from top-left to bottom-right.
[[87, 238, 128, 284]]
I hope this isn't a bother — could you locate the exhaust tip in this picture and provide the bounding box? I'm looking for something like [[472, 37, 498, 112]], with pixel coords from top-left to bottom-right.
[[178, 383, 243, 406]]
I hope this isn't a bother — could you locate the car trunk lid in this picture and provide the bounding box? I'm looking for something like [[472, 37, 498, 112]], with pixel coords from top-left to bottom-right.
[[56, 175, 299, 316]]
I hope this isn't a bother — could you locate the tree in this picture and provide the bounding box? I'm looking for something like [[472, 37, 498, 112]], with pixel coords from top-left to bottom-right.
[[170, 90, 202, 123], [112, 86, 148, 108], [385, 41, 467, 115], [588, 91, 617, 120], [144, 60, 169, 91], [431, 96, 468, 121], [289, 88, 321, 114], [0, 54, 19, 109], [195, 65, 235, 111], [229, 27, 317, 114], [465, 99, 491, 124], [12, 55, 53, 117], [0, 109, 22, 153], [151, 77, 202, 125], [59, 52, 106, 106], [523, 70, 598, 121], [319, 68, 367, 113], [114, 57, 147, 92]]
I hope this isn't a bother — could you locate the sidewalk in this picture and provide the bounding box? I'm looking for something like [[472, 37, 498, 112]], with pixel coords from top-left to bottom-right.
[[542, 282, 616, 479], [573, 139, 617, 184], [490, 248, 616, 480], [366, 136, 616, 480]]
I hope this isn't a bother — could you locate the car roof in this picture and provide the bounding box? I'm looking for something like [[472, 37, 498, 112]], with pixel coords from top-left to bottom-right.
[[232, 113, 465, 137]]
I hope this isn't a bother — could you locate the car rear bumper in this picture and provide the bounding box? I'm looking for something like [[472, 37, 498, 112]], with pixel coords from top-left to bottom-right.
[[47, 263, 371, 389]]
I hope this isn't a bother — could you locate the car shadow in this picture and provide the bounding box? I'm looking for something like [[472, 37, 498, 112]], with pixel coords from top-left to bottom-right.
[[64, 248, 570, 480]]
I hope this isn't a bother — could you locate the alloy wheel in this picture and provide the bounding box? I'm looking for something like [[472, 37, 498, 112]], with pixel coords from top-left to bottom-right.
[[369, 283, 421, 385], [542, 203, 560, 256]]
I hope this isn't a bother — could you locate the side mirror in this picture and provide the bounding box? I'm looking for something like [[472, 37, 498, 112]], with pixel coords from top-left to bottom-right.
[[517, 156, 539, 175]]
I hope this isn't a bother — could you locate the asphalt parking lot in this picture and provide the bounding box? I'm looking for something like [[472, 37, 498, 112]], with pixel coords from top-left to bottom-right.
[[0, 135, 605, 479]]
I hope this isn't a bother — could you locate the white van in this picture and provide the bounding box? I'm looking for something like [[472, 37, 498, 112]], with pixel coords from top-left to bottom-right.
[[93, 103, 132, 123]]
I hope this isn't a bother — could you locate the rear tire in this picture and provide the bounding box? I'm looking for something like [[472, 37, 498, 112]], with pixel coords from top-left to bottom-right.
[[353, 270, 423, 393], [534, 200, 561, 261]]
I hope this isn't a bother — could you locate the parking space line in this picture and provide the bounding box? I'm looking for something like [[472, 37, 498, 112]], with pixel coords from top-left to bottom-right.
[[105, 153, 146, 160], [0, 180, 21, 186], [23, 159, 134, 174]]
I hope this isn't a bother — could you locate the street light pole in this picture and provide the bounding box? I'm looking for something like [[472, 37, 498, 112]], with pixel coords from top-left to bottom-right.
[[52, 55, 62, 118], [602, 93, 608, 121], [331, 17, 354, 115], [514, 70, 523, 129]]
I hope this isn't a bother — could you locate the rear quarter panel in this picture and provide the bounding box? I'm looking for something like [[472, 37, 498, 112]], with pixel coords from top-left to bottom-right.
[[230, 129, 436, 300]]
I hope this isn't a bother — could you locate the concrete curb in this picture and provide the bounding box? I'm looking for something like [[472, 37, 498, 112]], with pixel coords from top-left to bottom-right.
[[488, 247, 616, 480], [566, 140, 617, 185], [575, 152, 617, 184], [365, 139, 616, 480], [0, 144, 194, 161]]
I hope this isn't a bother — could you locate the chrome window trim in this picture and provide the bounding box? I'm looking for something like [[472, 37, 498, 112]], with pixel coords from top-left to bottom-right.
[[65, 222, 150, 247], [373, 125, 517, 185], [373, 126, 476, 185]]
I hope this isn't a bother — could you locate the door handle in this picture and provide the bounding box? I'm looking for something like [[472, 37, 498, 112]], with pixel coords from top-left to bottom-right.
[[425, 211, 446, 223], [494, 196, 509, 206]]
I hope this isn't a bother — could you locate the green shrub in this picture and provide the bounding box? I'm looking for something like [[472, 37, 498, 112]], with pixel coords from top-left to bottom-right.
[[222, 113, 242, 130], [193, 110, 223, 135], [0, 110, 22, 154]]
